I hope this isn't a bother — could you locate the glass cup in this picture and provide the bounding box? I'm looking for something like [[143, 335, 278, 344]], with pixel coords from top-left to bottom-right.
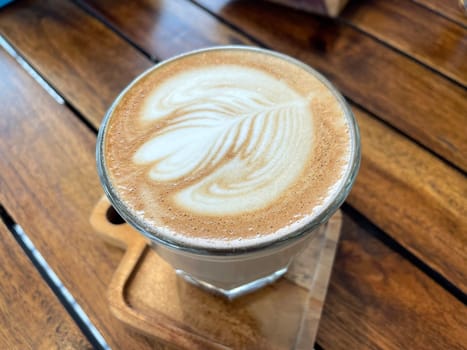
[[96, 46, 360, 299]]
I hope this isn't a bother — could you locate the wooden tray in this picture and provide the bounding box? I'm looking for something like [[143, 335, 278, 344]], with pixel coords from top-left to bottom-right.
[[90, 196, 342, 349]]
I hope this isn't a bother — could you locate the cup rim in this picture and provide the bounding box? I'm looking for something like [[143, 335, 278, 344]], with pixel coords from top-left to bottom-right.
[[96, 45, 361, 256]]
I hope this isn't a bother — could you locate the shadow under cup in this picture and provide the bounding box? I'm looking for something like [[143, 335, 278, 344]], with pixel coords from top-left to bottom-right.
[[96, 46, 361, 299]]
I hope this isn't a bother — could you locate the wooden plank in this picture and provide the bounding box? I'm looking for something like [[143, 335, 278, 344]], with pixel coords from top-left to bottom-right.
[[0, 0, 152, 128], [317, 213, 467, 349], [75, 0, 256, 59], [0, 220, 91, 349], [412, 0, 467, 27], [0, 46, 172, 349], [350, 107, 467, 292], [194, 0, 467, 172], [76, 0, 466, 291], [342, 0, 467, 86]]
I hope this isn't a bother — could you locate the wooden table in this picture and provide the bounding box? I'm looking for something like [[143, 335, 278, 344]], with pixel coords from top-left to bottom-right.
[[0, 0, 465, 349]]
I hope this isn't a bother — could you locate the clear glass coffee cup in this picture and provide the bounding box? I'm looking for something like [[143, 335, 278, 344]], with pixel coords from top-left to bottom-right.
[[96, 46, 360, 299]]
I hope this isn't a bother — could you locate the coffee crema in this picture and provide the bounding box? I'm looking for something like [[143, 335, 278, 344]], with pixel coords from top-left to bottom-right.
[[102, 48, 353, 249]]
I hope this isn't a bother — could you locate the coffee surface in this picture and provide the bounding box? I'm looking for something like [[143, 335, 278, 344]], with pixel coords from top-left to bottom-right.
[[103, 48, 352, 248]]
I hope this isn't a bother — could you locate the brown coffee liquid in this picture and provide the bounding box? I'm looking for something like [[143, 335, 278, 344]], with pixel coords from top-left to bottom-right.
[[103, 48, 352, 248]]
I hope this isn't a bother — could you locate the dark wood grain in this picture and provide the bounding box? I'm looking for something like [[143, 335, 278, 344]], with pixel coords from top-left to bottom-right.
[[0, 220, 91, 349], [351, 107, 467, 292], [342, 0, 467, 86], [0, 46, 172, 350], [318, 213, 467, 350], [75, 0, 256, 59], [194, 0, 467, 172], [74, 0, 467, 291], [0, 0, 151, 128], [412, 0, 467, 27]]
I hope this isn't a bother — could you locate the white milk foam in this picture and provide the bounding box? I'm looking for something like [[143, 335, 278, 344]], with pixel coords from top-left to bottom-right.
[[133, 66, 314, 216]]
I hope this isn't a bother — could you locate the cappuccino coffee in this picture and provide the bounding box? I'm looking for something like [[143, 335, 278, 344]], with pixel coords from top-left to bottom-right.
[[100, 47, 354, 250]]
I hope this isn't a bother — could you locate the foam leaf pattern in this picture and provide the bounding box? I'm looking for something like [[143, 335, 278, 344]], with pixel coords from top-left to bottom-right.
[[134, 66, 313, 215]]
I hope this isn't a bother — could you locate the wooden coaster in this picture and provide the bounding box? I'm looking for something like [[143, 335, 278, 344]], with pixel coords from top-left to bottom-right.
[[90, 196, 342, 349]]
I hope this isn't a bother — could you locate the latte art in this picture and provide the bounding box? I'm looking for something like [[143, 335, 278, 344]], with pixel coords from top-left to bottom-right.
[[101, 48, 354, 248], [133, 66, 313, 215]]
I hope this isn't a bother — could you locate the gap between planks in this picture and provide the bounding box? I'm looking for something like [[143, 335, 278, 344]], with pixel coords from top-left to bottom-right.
[[0, 204, 110, 350]]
